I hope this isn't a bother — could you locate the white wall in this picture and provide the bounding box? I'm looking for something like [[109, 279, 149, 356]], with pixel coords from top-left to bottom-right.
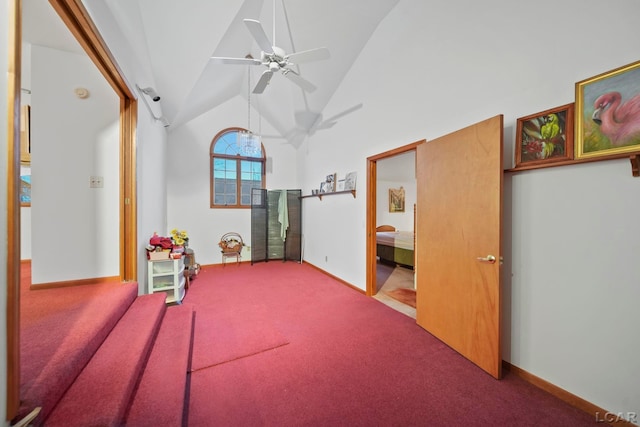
[[82, 0, 171, 294], [29, 45, 119, 284], [165, 96, 298, 267], [296, 0, 640, 420]]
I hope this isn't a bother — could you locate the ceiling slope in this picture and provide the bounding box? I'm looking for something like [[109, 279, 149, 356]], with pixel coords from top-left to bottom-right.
[[133, 0, 399, 143]]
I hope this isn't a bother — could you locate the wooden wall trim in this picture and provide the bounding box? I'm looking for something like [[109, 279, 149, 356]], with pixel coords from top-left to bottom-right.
[[29, 276, 122, 290], [503, 361, 637, 425], [121, 97, 137, 281], [6, 0, 22, 419], [366, 140, 424, 162]]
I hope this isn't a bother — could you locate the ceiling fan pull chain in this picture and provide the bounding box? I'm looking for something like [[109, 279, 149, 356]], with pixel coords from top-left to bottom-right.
[[272, 0, 276, 47], [247, 66, 251, 132]]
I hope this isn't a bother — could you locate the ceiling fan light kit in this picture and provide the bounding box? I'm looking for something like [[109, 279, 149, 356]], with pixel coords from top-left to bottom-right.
[[237, 62, 263, 157]]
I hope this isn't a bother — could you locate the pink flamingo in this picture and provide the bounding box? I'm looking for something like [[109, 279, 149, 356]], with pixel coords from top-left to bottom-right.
[[592, 91, 640, 145]]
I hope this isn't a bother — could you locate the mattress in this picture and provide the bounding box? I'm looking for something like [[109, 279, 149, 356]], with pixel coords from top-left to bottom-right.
[[376, 231, 414, 250]]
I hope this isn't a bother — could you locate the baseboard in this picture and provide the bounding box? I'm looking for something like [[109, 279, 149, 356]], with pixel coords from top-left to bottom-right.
[[302, 261, 366, 295], [503, 361, 637, 425], [30, 275, 122, 290], [199, 260, 251, 269]]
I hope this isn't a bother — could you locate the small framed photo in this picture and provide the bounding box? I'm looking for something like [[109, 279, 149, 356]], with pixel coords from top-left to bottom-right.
[[389, 187, 405, 213], [320, 182, 328, 193], [344, 171, 357, 190], [336, 179, 346, 191], [575, 59, 640, 160], [514, 103, 574, 169], [323, 173, 336, 192]]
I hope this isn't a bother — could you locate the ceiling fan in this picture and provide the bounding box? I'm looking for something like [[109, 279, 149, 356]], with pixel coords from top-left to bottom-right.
[[295, 103, 364, 135], [210, 12, 330, 94]]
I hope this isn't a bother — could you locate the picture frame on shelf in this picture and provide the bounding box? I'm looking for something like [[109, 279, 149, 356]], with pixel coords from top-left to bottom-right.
[[514, 103, 574, 169], [324, 173, 336, 192], [320, 182, 328, 193], [575, 59, 640, 160], [336, 179, 346, 192], [344, 171, 357, 190]]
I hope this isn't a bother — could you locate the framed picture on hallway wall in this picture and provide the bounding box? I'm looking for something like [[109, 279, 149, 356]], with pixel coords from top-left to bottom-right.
[[20, 175, 31, 206], [575, 59, 640, 160], [389, 187, 405, 213], [514, 103, 574, 170]]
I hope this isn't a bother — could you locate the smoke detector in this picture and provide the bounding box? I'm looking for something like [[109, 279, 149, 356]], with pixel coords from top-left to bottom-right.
[[74, 87, 90, 99]]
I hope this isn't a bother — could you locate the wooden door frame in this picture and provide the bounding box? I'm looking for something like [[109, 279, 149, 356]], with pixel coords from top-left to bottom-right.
[[366, 140, 424, 297], [5, 0, 137, 419]]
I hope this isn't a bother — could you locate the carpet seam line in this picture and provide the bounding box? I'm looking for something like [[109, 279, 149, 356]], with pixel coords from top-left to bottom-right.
[[189, 342, 290, 373]]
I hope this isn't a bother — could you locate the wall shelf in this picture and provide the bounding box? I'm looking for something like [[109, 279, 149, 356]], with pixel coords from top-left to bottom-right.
[[300, 190, 356, 200]]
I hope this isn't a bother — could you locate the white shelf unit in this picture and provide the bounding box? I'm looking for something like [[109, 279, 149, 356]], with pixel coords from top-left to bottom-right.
[[147, 257, 186, 304]]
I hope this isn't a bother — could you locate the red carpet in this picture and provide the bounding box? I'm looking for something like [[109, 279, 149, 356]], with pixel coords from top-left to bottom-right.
[[18, 261, 596, 425], [19, 263, 138, 424], [44, 293, 167, 427], [183, 262, 595, 426], [190, 308, 289, 371], [126, 304, 195, 426]]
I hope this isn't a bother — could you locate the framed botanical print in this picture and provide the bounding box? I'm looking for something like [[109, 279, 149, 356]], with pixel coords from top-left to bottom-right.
[[514, 103, 574, 169]]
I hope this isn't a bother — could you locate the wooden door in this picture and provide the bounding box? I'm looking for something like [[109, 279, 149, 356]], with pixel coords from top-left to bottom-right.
[[416, 115, 503, 378]]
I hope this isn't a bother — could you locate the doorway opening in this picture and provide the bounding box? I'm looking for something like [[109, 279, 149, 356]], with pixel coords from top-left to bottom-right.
[[366, 141, 424, 318]]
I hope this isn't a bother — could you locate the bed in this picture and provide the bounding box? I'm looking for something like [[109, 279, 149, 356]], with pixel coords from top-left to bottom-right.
[[376, 225, 415, 268]]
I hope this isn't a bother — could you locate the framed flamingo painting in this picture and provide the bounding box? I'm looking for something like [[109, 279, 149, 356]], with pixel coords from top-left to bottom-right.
[[575, 59, 640, 160], [514, 103, 574, 170]]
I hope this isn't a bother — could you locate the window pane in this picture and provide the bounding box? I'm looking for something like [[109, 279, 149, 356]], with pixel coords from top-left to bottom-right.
[[213, 130, 241, 155], [239, 161, 262, 206], [213, 156, 238, 205]]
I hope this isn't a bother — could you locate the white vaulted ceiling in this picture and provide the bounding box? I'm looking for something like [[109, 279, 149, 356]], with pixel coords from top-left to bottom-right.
[[100, 0, 400, 144]]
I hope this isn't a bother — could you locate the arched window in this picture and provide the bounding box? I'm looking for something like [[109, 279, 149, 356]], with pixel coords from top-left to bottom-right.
[[210, 127, 265, 208]]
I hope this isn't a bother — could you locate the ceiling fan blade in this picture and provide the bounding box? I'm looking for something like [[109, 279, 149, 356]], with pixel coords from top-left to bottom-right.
[[315, 121, 338, 131], [286, 47, 330, 64], [253, 70, 273, 94], [243, 19, 274, 55], [295, 110, 323, 129], [320, 103, 363, 125], [282, 69, 316, 92], [210, 56, 262, 66]]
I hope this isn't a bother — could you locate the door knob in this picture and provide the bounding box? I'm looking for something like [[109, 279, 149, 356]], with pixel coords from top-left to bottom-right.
[[477, 255, 496, 264]]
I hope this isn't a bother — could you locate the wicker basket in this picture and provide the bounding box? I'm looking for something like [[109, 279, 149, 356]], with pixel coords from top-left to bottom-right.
[[219, 241, 242, 253]]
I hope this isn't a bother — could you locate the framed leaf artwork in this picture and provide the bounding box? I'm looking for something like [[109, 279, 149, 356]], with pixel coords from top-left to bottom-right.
[[514, 103, 574, 170]]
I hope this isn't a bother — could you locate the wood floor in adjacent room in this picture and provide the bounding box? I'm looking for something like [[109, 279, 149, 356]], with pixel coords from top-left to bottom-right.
[[373, 261, 416, 319]]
